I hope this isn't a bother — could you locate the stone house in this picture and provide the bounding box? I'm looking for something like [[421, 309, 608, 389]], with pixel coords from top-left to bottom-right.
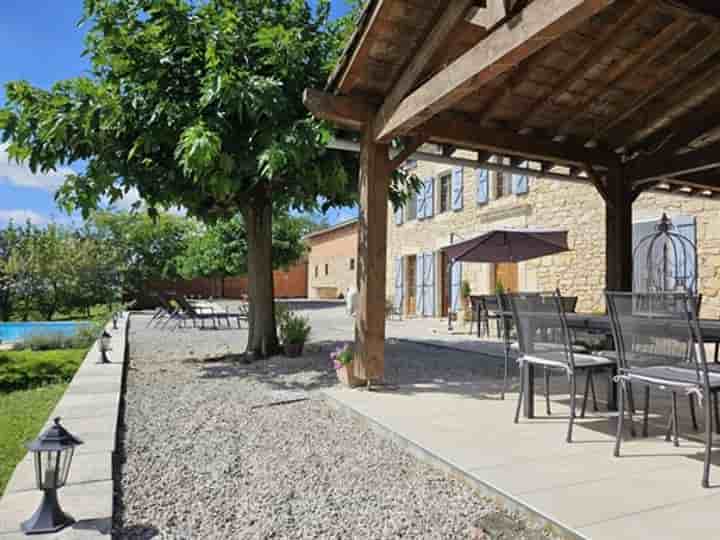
[[387, 153, 720, 318], [304, 218, 358, 299]]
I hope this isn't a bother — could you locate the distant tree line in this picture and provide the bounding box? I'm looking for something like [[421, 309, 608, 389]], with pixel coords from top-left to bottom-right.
[[0, 211, 321, 321]]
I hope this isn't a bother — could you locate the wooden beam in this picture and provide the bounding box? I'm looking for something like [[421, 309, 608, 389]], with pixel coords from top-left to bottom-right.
[[627, 143, 720, 185], [354, 119, 391, 383], [627, 103, 720, 157], [333, 0, 388, 94], [373, 1, 476, 142], [303, 89, 375, 130], [593, 27, 720, 144], [389, 136, 425, 170], [559, 16, 693, 134], [374, 0, 613, 142], [618, 61, 720, 151], [521, 0, 652, 125], [422, 113, 620, 168], [605, 170, 633, 292]]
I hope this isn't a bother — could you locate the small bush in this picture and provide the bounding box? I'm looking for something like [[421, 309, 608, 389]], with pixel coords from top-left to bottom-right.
[[279, 311, 311, 345], [20, 323, 100, 351], [0, 349, 86, 392]]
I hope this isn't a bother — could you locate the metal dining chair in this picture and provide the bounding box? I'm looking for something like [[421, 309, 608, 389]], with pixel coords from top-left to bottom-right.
[[606, 291, 720, 488], [510, 290, 617, 442]]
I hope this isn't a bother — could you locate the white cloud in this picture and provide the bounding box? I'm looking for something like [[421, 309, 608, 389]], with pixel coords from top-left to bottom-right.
[[0, 143, 75, 191], [0, 209, 50, 226]]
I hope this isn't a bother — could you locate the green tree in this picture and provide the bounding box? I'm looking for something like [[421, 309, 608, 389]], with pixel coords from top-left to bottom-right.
[[177, 213, 315, 279], [0, 0, 354, 357], [86, 211, 193, 298]]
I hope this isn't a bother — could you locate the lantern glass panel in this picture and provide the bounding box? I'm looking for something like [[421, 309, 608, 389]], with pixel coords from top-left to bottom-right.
[[58, 448, 75, 486], [37, 451, 62, 489]]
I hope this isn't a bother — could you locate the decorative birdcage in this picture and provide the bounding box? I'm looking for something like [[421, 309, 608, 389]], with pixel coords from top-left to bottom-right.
[[633, 213, 697, 293]]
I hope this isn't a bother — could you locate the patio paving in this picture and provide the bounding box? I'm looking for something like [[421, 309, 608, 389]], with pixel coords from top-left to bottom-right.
[[320, 313, 720, 539]]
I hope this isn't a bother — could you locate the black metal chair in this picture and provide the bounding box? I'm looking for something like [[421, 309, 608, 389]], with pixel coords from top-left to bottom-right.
[[606, 291, 720, 488], [510, 291, 617, 443]]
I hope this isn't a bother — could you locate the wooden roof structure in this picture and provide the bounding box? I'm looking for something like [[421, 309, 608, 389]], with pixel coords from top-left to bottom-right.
[[303, 0, 720, 382], [306, 0, 720, 199]]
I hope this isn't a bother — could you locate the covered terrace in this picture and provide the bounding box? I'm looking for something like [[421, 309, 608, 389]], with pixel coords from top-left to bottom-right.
[[304, 0, 720, 380]]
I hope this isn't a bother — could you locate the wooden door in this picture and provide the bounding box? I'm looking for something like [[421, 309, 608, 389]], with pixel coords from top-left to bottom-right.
[[495, 263, 519, 292], [406, 256, 417, 315]]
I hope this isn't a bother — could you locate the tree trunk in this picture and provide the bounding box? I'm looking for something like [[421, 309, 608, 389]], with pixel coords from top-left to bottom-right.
[[242, 197, 279, 358]]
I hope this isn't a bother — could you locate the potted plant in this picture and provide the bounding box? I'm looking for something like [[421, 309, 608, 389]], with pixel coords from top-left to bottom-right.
[[461, 280, 472, 321], [279, 311, 311, 357], [331, 343, 362, 387]]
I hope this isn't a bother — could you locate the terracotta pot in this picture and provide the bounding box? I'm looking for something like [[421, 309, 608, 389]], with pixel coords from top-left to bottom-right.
[[284, 342, 304, 357], [336, 362, 363, 387]]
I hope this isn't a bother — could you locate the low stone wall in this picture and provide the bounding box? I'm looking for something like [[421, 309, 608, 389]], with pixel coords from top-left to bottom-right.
[[0, 314, 129, 538]]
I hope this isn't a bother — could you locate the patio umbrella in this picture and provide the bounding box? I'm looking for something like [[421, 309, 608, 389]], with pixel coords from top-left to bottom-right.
[[442, 228, 570, 263]]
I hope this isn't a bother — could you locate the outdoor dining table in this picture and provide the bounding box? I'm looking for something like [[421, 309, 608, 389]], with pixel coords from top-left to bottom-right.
[[491, 310, 720, 418]]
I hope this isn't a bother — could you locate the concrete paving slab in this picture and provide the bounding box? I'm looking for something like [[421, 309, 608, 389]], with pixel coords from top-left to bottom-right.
[[5, 452, 112, 494], [0, 481, 112, 535]]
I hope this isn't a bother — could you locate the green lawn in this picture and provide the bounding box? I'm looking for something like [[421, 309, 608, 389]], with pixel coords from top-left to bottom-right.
[[0, 348, 87, 495], [0, 383, 68, 495]]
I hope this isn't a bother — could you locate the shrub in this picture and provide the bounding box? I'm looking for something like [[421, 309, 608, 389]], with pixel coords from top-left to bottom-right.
[[279, 311, 311, 345], [0, 349, 85, 392], [20, 323, 101, 351]]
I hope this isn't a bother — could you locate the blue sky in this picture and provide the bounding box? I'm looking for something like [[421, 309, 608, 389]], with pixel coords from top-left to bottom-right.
[[0, 0, 355, 226]]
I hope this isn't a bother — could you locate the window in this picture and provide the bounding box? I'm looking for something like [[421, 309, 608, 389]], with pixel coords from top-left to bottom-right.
[[439, 173, 451, 213], [495, 171, 511, 198], [407, 193, 417, 220], [324, 264, 329, 276], [350, 258, 355, 271]]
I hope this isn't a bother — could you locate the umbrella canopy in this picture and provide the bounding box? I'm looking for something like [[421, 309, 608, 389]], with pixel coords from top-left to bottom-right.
[[442, 228, 570, 263]]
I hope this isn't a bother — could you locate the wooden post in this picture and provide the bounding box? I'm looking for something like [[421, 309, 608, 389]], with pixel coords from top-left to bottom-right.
[[355, 120, 391, 382], [605, 169, 633, 291]]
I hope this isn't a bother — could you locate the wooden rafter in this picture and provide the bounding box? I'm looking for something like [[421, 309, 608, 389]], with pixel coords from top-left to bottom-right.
[[627, 103, 720, 157], [558, 16, 693, 134], [372, 0, 477, 142], [592, 26, 720, 145], [617, 59, 720, 151], [421, 113, 619, 168], [374, 0, 614, 142], [302, 89, 375, 130], [520, 0, 652, 126], [627, 143, 720, 186], [465, 1, 507, 30]]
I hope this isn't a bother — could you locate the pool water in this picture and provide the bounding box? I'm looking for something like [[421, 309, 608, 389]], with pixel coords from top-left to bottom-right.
[[0, 322, 89, 343]]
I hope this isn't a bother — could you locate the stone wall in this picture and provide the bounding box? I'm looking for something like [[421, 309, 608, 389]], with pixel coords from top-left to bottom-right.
[[387, 155, 720, 318]]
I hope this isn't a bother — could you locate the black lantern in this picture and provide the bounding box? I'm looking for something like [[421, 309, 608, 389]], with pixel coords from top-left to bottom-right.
[[21, 417, 83, 534], [98, 331, 112, 364], [112, 313, 118, 330]]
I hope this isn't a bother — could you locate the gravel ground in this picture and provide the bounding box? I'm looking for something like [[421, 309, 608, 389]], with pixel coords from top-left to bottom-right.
[[114, 312, 553, 539]]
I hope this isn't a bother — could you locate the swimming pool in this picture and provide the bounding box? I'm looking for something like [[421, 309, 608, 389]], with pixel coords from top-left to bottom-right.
[[0, 321, 90, 343]]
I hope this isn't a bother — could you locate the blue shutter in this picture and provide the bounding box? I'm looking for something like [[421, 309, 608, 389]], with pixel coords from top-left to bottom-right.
[[632, 220, 656, 292], [476, 169, 489, 205], [674, 215, 697, 293], [394, 257, 404, 311], [395, 205, 404, 225], [425, 177, 434, 218], [416, 254, 424, 316], [451, 261, 462, 312], [416, 183, 426, 219], [512, 161, 529, 195], [451, 167, 463, 210], [423, 253, 435, 317]]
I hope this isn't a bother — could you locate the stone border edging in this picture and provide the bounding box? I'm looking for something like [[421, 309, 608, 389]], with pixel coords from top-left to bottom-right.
[[0, 313, 130, 539], [321, 390, 587, 540]]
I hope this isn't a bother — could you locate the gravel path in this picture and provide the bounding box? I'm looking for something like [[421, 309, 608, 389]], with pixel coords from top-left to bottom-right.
[[114, 313, 552, 539]]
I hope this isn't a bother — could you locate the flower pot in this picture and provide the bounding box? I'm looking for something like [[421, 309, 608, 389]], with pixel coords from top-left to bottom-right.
[[336, 362, 364, 387], [284, 342, 304, 357]]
